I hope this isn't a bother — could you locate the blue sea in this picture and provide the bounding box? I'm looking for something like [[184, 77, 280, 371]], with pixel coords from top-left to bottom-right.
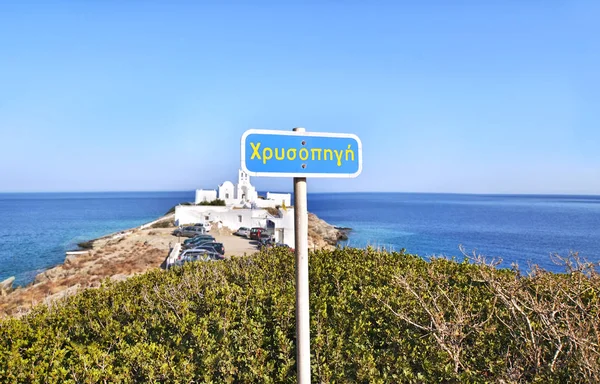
[[310, 193, 600, 273], [0, 192, 192, 286], [1, 192, 599, 286]]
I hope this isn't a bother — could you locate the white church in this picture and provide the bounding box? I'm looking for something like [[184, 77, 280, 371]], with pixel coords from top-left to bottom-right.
[[195, 169, 291, 209], [174, 170, 296, 246]]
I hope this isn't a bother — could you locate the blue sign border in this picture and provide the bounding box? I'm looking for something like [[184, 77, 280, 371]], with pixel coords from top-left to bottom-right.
[[241, 129, 363, 178]]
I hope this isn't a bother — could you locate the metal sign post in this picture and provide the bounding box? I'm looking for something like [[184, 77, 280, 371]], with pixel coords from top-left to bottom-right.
[[241, 127, 362, 384], [292, 127, 310, 383]]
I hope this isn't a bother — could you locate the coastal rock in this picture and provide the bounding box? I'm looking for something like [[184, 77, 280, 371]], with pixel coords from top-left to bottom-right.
[[334, 226, 352, 231], [337, 232, 349, 241], [0, 276, 15, 296], [33, 266, 71, 284], [307, 213, 348, 249], [44, 284, 81, 305], [1, 226, 177, 318], [44, 267, 68, 281], [34, 272, 50, 284], [65, 254, 78, 265], [65, 251, 90, 265]]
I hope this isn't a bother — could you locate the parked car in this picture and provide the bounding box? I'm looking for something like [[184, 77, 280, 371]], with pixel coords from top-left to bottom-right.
[[182, 239, 216, 250], [193, 242, 225, 255], [183, 234, 215, 245], [193, 222, 212, 232], [173, 249, 223, 267], [235, 227, 250, 237], [172, 226, 206, 238], [179, 249, 218, 260], [249, 227, 267, 240]]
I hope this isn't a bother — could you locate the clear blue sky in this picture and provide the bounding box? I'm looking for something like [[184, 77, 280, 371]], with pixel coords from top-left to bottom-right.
[[1, 1, 598, 194]]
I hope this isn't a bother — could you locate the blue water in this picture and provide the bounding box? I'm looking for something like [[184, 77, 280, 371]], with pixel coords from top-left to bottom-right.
[[308, 193, 600, 273], [0, 192, 193, 286], [1, 192, 599, 286]]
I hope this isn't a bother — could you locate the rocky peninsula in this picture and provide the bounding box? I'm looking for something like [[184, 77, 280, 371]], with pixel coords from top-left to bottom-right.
[[0, 212, 348, 318]]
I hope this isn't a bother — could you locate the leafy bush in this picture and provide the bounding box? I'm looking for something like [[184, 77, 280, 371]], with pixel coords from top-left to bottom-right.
[[0, 248, 598, 382], [198, 199, 226, 206]]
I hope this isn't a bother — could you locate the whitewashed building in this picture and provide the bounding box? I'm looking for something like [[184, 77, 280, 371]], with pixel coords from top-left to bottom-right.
[[266, 192, 291, 207], [175, 205, 296, 247], [177, 169, 296, 247], [195, 169, 289, 208], [194, 189, 217, 203]]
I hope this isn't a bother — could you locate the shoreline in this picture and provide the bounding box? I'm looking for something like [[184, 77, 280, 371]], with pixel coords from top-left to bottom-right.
[[71, 213, 177, 250], [0, 211, 348, 318]]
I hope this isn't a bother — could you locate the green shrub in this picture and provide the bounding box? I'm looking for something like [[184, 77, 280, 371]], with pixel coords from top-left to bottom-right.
[[0, 248, 598, 383], [198, 199, 226, 206]]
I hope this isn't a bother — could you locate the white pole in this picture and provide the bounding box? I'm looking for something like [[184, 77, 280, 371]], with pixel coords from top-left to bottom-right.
[[293, 127, 311, 384]]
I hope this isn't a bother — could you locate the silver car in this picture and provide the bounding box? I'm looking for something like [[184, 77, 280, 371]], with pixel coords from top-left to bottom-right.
[[235, 227, 250, 237], [172, 226, 207, 238]]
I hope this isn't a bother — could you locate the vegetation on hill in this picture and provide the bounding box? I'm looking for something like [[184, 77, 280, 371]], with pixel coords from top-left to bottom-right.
[[0, 248, 598, 382], [198, 199, 226, 206]]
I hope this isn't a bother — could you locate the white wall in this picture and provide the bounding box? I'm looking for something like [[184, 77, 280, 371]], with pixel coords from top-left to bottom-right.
[[175, 205, 229, 226], [249, 188, 258, 202], [215, 210, 272, 230], [218, 181, 236, 206], [195, 189, 217, 204], [237, 185, 258, 203], [175, 206, 271, 230], [266, 192, 291, 207], [259, 208, 296, 247], [254, 199, 279, 208], [276, 208, 295, 248], [218, 181, 235, 199]]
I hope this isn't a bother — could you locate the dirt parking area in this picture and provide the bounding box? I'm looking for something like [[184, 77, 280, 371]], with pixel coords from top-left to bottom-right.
[[172, 230, 259, 259]]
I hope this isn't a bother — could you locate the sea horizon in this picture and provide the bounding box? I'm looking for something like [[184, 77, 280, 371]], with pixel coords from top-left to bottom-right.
[[1, 191, 599, 286], [1, 191, 598, 197]]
